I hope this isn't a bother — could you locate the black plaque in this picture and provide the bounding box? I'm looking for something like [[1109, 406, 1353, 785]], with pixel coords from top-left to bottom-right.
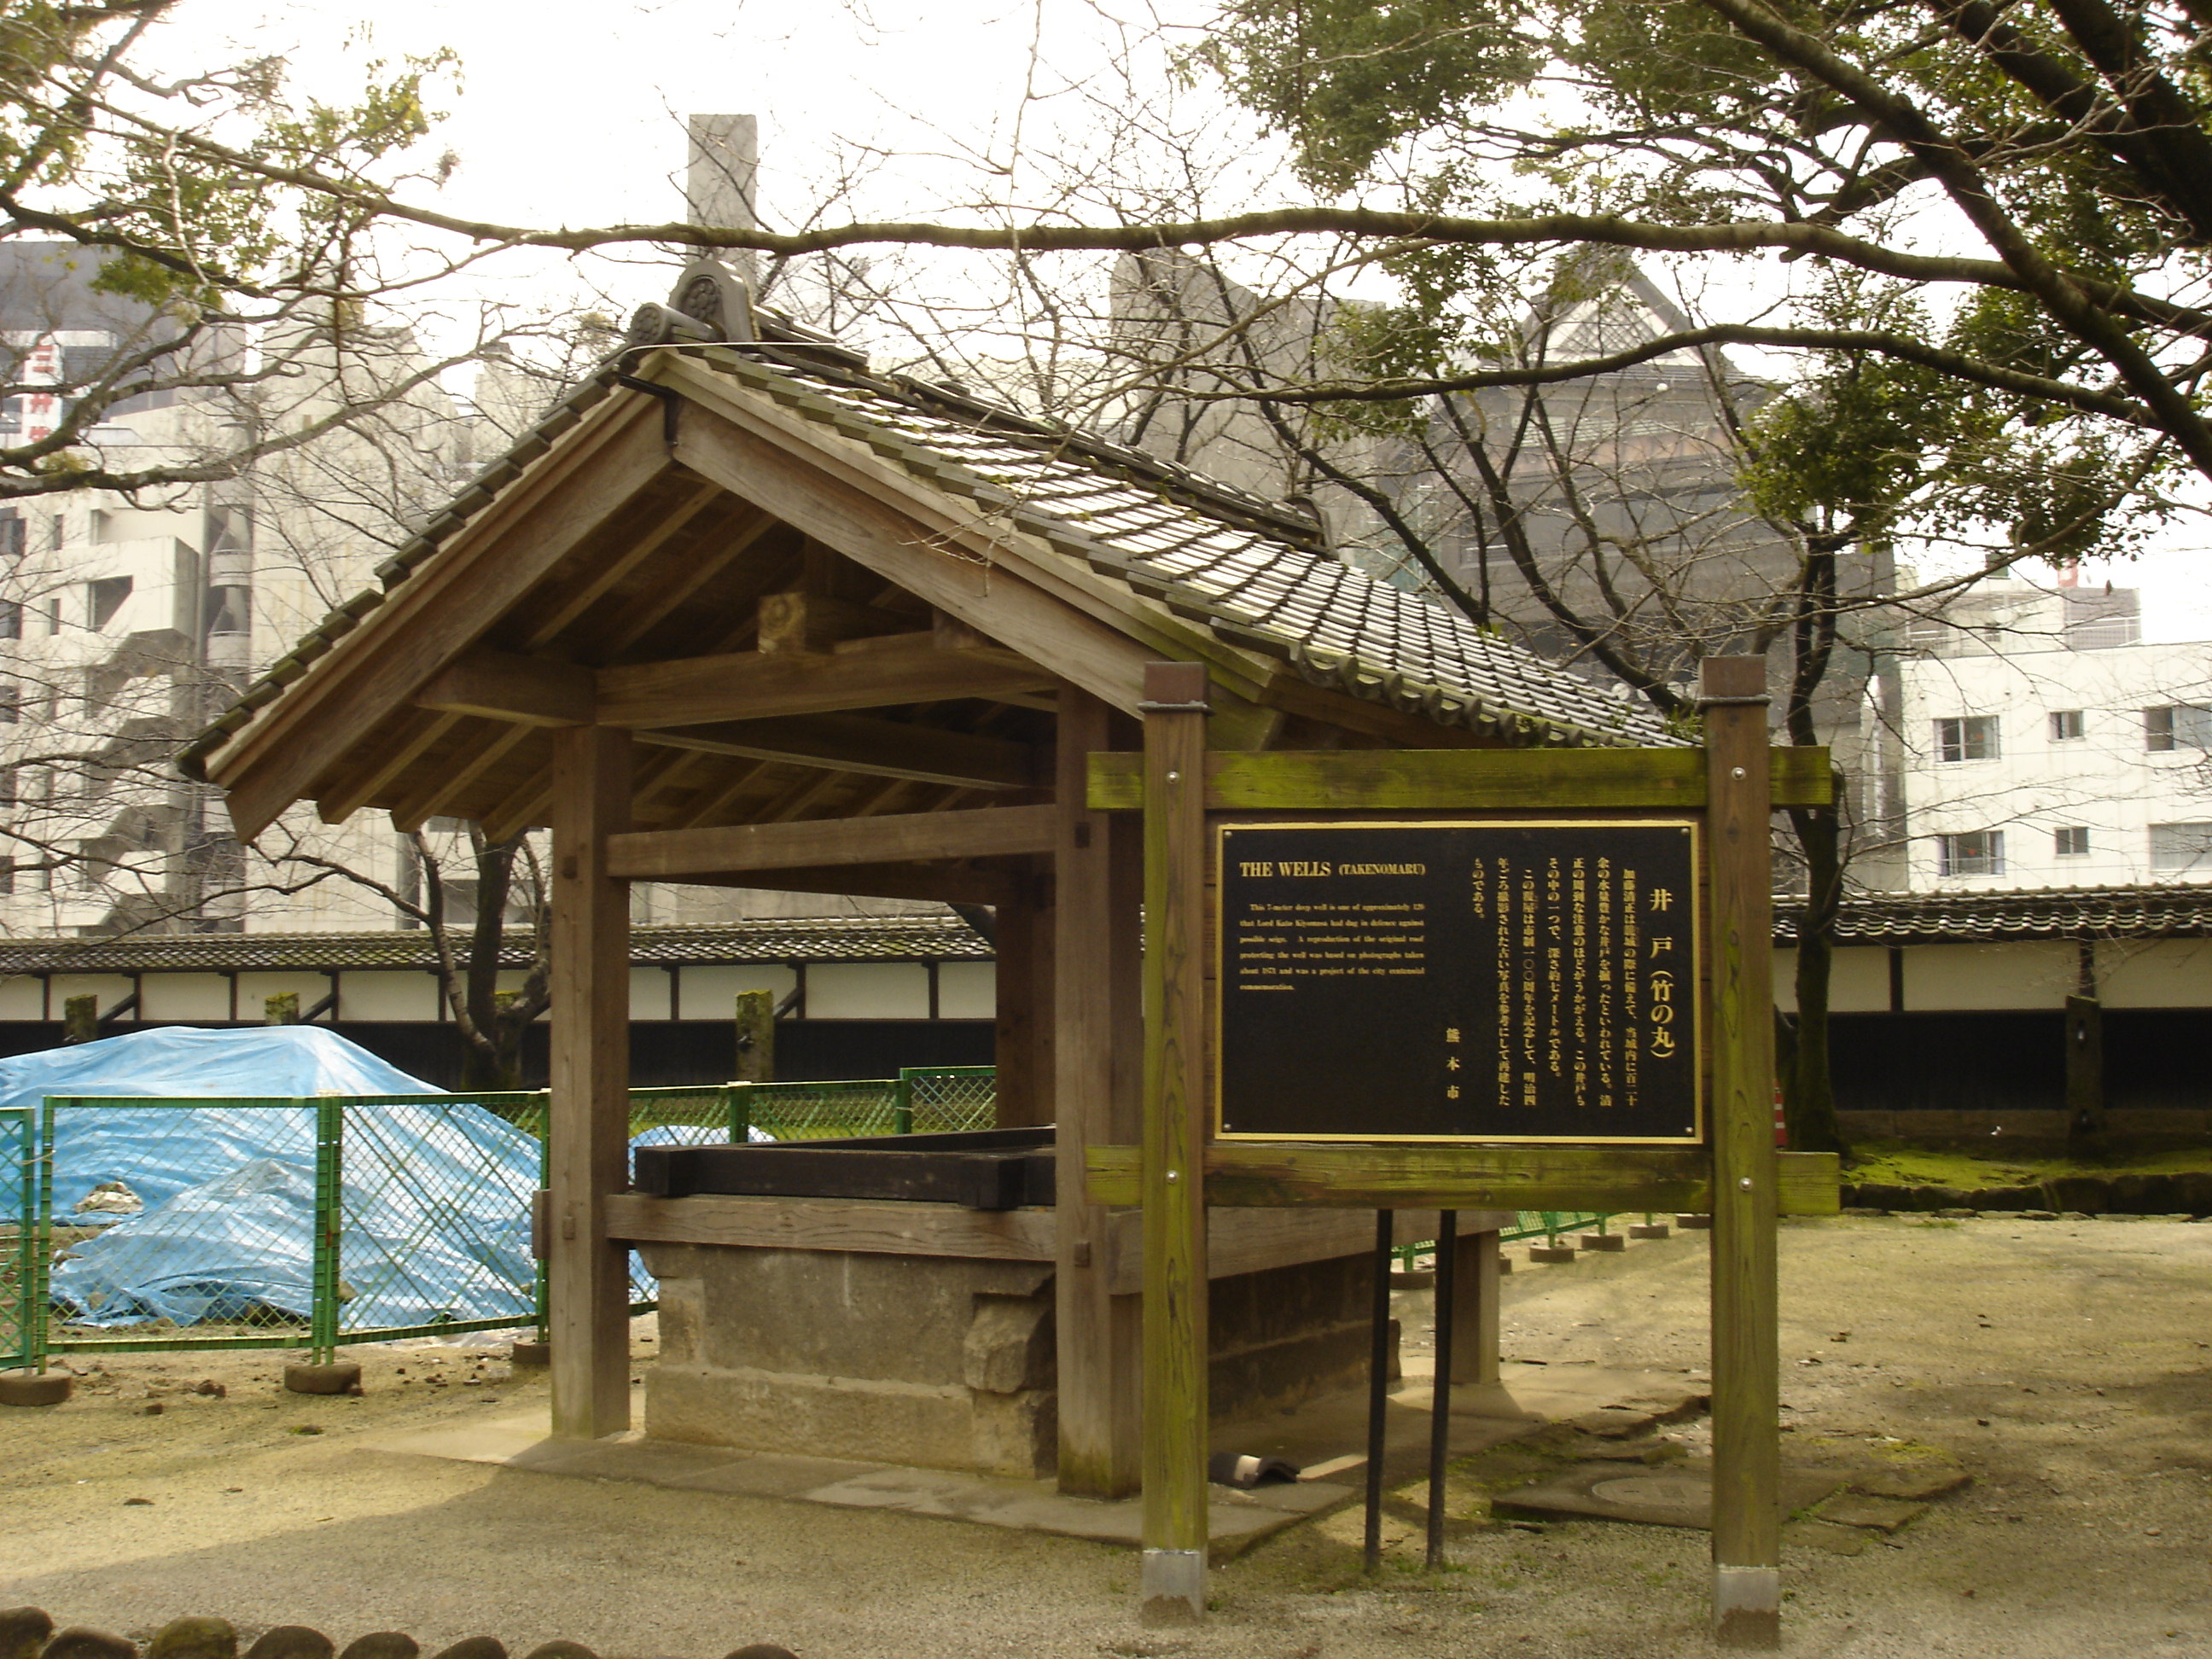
[[1216, 819, 1700, 1144]]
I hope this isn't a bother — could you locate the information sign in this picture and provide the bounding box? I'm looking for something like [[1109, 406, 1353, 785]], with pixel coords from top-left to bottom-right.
[[1216, 818, 1701, 1143]]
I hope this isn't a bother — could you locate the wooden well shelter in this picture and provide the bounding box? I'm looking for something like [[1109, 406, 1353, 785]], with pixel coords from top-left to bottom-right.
[[184, 271, 1818, 1632]]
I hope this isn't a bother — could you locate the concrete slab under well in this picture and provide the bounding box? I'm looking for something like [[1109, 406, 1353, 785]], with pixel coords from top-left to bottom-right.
[[1491, 1461, 1844, 1528], [365, 1360, 1710, 1556]]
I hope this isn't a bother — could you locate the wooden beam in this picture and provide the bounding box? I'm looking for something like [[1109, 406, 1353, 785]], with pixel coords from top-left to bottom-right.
[[597, 632, 1053, 730], [1703, 657, 1783, 1648], [603, 1191, 1059, 1262], [546, 725, 632, 1441], [416, 650, 594, 728], [1086, 746, 1835, 812], [637, 713, 1039, 791], [1054, 688, 1142, 1498], [993, 873, 1051, 1128], [212, 397, 670, 839], [1084, 1144, 1841, 1215], [605, 802, 1057, 880], [673, 859, 1022, 906], [1139, 661, 1209, 1625]]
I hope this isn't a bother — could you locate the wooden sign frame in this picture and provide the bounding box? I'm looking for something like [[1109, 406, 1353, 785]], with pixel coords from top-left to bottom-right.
[[1091, 658, 1823, 1650]]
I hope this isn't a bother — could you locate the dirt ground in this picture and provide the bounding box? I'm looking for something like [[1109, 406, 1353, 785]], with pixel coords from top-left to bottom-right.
[[3, 1214, 2208, 1659]]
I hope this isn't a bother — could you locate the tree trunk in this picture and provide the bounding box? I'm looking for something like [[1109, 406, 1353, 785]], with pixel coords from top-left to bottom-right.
[[1782, 797, 1847, 1155]]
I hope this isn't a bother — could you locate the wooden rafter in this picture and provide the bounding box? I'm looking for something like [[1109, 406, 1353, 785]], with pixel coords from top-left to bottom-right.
[[589, 508, 783, 661], [312, 708, 463, 825], [634, 713, 1038, 791], [389, 720, 538, 832], [516, 478, 726, 649]]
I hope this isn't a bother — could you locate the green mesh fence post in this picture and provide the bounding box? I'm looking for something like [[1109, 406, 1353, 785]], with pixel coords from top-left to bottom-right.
[[729, 1081, 752, 1144], [311, 1097, 342, 1367], [893, 1073, 913, 1137], [536, 1089, 552, 1344], [34, 1100, 55, 1373]]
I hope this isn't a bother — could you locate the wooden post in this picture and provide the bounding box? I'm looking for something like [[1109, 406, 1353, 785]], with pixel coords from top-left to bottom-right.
[[1054, 689, 1143, 1498], [547, 724, 634, 1440], [1139, 661, 1210, 1625], [62, 993, 97, 1045], [2064, 993, 2104, 1141], [264, 992, 299, 1026], [1701, 656, 1781, 1649], [1447, 1228, 1501, 1386], [734, 988, 775, 1085]]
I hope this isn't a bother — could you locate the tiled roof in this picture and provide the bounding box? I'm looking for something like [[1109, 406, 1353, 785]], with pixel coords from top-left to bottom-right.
[[1781, 885, 2212, 946], [179, 301, 1671, 780], [0, 915, 992, 976]]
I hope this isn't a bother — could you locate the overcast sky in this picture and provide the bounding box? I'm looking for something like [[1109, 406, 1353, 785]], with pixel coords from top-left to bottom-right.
[[161, 0, 2212, 642]]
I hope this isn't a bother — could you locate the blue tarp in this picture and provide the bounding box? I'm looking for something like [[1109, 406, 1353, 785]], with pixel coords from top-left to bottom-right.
[[23, 1027, 543, 1332]]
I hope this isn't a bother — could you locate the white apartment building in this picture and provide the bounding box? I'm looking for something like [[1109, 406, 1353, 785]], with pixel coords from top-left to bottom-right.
[[1893, 578, 2212, 889]]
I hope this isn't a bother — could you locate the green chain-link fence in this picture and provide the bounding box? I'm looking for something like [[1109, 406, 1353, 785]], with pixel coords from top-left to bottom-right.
[[2, 1107, 36, 1371], [1395, 1211, 1621, 1272], [897, 1066, 997, 1134], [32, 1070, 997, 1360]]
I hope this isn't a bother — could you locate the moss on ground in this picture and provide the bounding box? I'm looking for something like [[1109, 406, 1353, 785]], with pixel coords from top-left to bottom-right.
[[1844, 1138, 2212, 1187]]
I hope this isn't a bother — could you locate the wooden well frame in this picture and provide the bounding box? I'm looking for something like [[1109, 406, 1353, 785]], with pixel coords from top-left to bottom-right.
[[187, 349, 1834, 1650]]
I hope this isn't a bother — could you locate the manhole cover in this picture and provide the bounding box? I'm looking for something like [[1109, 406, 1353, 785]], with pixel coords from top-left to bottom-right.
[[1590, 1475, 1708, 1506]]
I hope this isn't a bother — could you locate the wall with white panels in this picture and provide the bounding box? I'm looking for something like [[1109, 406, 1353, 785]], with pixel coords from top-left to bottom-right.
[[806, 962, 930, 1019], [936, 961, 997, 1019]]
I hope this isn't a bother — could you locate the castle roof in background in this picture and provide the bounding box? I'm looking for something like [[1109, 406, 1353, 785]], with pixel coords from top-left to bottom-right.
[[1790, 884, 2212, 946], [0, 915, 992, 977]]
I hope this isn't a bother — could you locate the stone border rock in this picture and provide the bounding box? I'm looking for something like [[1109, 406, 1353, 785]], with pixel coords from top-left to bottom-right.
[[0, 1610, 795, 1659]]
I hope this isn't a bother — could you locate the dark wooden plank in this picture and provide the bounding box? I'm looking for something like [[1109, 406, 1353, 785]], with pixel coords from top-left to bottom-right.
[[604, 802, 1057, 879], [1140, 662, 1210, 1623], [1082, 1144, 1841, 1216], [546, 725, 633, 1441], [1701, 657, 1783, 1648], [632, 1143, 1049, 1210], [1086, 747, 1834, 812]]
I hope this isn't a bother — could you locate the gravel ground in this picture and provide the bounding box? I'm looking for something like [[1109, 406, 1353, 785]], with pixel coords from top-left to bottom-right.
[[3, 1214, 2208, 1658]]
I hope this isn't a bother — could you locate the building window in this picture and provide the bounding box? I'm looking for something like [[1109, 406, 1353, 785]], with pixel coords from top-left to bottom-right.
[[2050, 710, 2084, 741], [2150, 822, 2212, 873], [2145, 705, 2212, 751], [1936, 830, 2005, 877], [1934, 716, 1999, 762], [86, 575, 131, 631], [2054, 826, 2089, 858], [0, 516, 22, 562]]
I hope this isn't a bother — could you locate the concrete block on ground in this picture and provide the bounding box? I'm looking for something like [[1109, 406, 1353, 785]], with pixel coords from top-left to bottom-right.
[[1578, 1233, 1626, 1252], [1527, 1245, 1578, 1264], [0, 1370, 71, 1407]]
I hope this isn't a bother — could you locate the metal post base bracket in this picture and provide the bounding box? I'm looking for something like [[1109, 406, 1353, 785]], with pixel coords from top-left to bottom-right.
[[1140, 1549, 1206, 1627], [1713, 1565, 1780, 1650]]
